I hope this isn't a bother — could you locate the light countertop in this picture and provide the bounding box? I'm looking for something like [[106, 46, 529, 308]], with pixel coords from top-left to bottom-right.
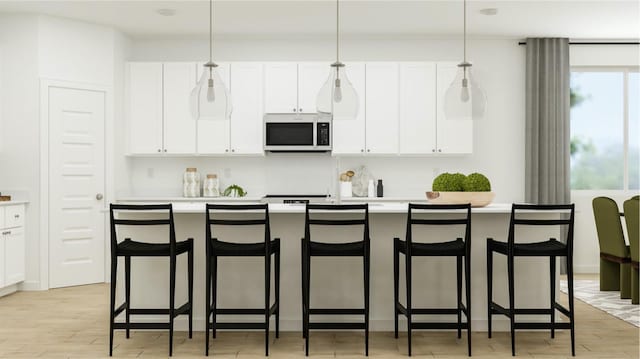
[[0, 201, 29, 207]]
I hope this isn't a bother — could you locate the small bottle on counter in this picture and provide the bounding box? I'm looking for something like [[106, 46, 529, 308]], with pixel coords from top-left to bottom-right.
[[203, 174, 220, 197], [368, 179, 375, 198], [377, 179, 384, 197], [183, 167, 201, 198]]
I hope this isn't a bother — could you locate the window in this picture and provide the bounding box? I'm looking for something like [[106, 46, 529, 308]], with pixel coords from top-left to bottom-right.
[[570, 68, 639, 190]]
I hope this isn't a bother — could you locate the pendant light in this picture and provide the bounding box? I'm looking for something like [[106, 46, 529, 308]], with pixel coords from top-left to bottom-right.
[[189, 0, 230, 121], [444, 0, 486, 120], [316, 0, 358, 119]]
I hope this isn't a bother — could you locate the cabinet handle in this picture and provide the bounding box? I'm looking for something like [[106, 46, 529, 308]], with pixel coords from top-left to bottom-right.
[[293, 108, 297, 112], [2, 231, 10, 235], [438, 149, 442, 153], [299, 108, 303, 112], [157, 149, 161, 153], [163, 149, 167, 153], [231, 149, 235, 153], [225, 149, 229, 153], [14, 214, 19, 219], [432, 149, 436, 152], [361, 149, 364, 153], [367, 149, 371, 153]]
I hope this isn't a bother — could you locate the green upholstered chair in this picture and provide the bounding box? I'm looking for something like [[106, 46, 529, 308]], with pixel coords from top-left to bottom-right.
[[623, 196, 639, 304], [592, 197, 631, 298]]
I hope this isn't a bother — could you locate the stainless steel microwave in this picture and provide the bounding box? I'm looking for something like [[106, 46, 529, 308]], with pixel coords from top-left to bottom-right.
[[263, 114, 331, 152]]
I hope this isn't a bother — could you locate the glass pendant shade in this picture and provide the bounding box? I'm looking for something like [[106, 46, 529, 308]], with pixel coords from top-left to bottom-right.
[[190, 66, 231, 121], [317, 66, 359, 119], [444, 66, 486, 121]]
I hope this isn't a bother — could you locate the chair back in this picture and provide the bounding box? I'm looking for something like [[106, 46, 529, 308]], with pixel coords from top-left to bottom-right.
[[592, 197, 628, 259], [304, 204, 370, 246], [205, 203, 271, 255], [405, 203, 471, 255], [109, 203, 176, 255], [623, 197, 639, 264], [508, 203, 575, 250]]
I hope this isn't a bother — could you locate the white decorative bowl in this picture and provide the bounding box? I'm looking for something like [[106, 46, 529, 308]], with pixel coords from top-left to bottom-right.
[[425, 191, 495, 207]]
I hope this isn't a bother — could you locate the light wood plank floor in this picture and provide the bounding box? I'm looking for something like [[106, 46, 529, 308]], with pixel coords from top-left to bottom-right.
[[0, 277, 638, 358]]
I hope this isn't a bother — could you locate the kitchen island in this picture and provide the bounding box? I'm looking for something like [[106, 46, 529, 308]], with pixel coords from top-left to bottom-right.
[[113, 200, 564, 332]]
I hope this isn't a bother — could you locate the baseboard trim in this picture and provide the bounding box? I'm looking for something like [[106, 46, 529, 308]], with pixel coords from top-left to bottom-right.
[[18, 280, 46, 291], [0, 284, 18, 297]]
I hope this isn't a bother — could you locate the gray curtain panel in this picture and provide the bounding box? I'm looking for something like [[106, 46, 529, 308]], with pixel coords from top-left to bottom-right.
[[525, 38, 571, 205]]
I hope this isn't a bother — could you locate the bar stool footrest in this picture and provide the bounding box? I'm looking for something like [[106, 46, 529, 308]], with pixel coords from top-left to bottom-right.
[[308, 322, 366, 330], [215, 304, 277, 316], [309, 308, 365, 315], [514, 322, 571, 330], [127, 303, 191, 317], [113, 322, 171, 330], [214, 322, 267, 330], [411, 322, 469, 330], [396, 303, 467, 316]]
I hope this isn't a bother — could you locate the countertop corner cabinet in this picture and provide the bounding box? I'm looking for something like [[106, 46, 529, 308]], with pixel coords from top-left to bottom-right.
[[126, 61, 472, 157], [0, 203, 26, 292]]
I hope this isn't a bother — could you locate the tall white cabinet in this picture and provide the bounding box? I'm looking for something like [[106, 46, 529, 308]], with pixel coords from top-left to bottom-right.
[[399, 62, 437, 154], [365, 63, 400, 154], [332, 63, 366, 154], [264, 62, 329, 114], [0, 203, 26, 292]]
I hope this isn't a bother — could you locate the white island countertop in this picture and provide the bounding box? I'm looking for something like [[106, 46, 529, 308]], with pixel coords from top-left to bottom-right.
[[115, 200, 519, 214]]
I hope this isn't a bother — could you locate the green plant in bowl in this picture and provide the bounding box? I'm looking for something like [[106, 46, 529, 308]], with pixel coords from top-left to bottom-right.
[[223, 184, 247, 197], [462, 173, 491, 192], [432, 172, 467, 191]]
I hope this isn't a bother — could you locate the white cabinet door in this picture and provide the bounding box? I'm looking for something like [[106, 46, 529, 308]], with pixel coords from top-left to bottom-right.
[[4, 227, 24, 286], [399, 62, 437, 154], [163, 63, 197, 154], [264, 63, 298, 113], [436, 62, 473, 154], [365, 63, 399, 154], [197, 63, 231, 154], [230, 63, 264, 155], [332, 63, 366, 155], [128, 63, 163, 154], [297, 62, 330, 113]]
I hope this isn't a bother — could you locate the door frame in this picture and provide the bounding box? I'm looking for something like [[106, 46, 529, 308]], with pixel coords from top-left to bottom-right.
[[39, 79, 113, 290]]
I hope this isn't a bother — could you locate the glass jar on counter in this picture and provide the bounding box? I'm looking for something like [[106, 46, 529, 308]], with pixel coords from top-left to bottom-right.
[[183, 167, 200, 197], [203, 174, 220, 197]]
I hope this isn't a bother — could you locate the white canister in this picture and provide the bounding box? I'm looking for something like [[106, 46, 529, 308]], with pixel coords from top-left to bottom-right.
[[368, 179, 375, 198], [183, 167, 201, 197], [340, 181, 353, 198], [203, 174, 220, 197]]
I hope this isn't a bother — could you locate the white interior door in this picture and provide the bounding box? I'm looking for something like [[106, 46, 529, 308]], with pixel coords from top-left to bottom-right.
[[49, 86, 106, 288]]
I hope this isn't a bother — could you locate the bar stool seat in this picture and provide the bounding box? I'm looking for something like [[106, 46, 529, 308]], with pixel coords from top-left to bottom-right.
[[308, 240, 364, 256], [211, 238, 280, 256], [118, 239, 192, 256], [489, 238, 567, 256], [397, 238, 465, 256]]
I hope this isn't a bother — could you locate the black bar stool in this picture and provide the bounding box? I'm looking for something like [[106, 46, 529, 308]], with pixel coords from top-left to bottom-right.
[[393, 203, 472, 356], [205, 204, 280, 356], [487, 203, 576, 356], [301, 203, 370, 356], [108, 204, 194, 357]]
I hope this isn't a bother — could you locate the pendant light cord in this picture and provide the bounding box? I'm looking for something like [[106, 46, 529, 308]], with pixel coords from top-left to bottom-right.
[[463, 0, 466, 63], [336, 0, 340, 63], [209, 0, 213, 62]]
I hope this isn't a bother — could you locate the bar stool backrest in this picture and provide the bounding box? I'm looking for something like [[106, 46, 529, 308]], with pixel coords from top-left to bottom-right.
[[205, 203, 271, 253], [405, 203, 472, 253], [109, 203, 176, 254], [508, 203, 575, 250], [593, 197, 628, 259], [304, 204, 370, 245]]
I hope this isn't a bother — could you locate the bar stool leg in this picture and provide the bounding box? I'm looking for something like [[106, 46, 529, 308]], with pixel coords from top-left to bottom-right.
[[304, 240, 311, 357], [406, 254, 412, 357], [456, 255, 462, 339], [364, 248, 370, 357], [109, 255, 117, 357], [486, 242, 493, 339], [465, 252, 472, 357], [169, 254, 176, 357], [212, 255, 218, 339], [567, 254, 576, 356], [393, 239, 400, 339], [275, 249, 281, 338], [550, 256, 556, 339], [300, 238, 306, 340], [508, 254, 516, 357], [188, 241, 194, 339], [205, 251, 211, 356], [265, 253, 271, 356], [125, 256, 131, 339]]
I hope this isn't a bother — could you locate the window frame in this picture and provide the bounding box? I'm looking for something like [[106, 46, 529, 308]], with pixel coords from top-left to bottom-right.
[[570, 65, 639, 192]]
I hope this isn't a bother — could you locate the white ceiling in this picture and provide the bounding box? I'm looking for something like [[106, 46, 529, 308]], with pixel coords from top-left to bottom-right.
[[0, 0, 638, 39]]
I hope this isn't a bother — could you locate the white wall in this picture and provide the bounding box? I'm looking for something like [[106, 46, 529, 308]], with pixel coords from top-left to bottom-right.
[[126, 37, 526, 203], [0, 14, 42, 288]]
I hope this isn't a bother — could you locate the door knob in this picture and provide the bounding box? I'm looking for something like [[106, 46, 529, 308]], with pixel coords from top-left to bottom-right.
[[96, 193, 104, 200]]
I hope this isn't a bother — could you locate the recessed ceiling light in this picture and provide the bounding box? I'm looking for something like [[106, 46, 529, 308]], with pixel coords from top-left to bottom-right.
[[156, 8, 176, 17], [479, 8, 498, 16]]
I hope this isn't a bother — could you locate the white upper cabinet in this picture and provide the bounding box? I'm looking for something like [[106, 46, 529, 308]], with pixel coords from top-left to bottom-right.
[[197, 62, 231, 154], [229, 62, 264, 155], [264, 63, 298, 113], [332, 63, 366, 155], [436, 62, 473, 154], [127, 62, 163, 154], [297, 63, 330, 113], [365, 62, 399, 154], [163, 63, 197, 154], [399, 62, 437, 154]]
